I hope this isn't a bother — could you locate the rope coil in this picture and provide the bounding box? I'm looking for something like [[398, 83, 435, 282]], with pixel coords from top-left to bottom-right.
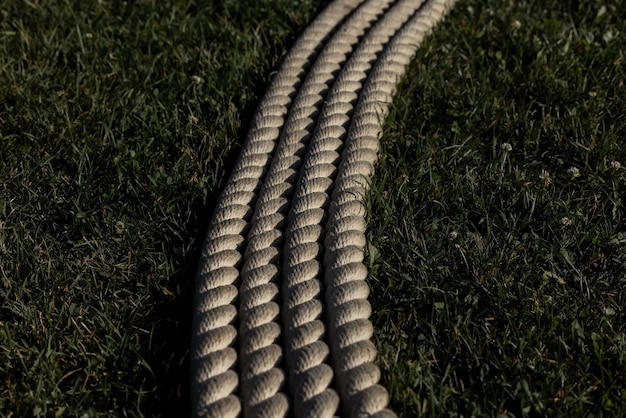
[[192, 0, 456, 416]]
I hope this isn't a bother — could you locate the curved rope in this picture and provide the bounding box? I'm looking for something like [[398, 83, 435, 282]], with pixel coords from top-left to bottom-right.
[[281, 0, 433, 416], [238, 2, 401, 415], [323, 2, 457, 416], [192, 0, 456, 416], [191, 1, 367, 415]]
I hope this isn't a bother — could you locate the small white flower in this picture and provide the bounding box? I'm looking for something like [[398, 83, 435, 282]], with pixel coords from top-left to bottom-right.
[[560, 217, 573, 226], [539, 169, 552, 186], [191, 75, 204, 85], [610, 160, 621, 170], [448, 231, 458, 240], [567, 166, 581, 178], [602, 306, 616, 316], [501, 143, 512, 152], [115, 220, 125, 235], [511, 20, 522, 30]]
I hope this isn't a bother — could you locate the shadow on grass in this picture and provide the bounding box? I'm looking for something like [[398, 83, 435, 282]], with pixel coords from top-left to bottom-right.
[[138, 83, 264, 416], [139, 208, 208, 414]]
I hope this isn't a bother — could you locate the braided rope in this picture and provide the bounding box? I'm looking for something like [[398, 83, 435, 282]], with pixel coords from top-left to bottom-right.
[[323, 2, 456, 416], [239, 2, 401, 415], [281, 1, 434, 416], [191, 1, 367, 415], [192, 0, 456, 416]]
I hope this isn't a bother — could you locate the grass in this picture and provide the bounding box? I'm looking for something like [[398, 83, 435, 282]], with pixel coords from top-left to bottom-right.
[[368, 0, 626, 416], [0, 0, 323, 415], [0, 0, 624, 416]]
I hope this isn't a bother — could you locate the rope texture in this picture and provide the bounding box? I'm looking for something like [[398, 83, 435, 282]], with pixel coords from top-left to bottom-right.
[[192, 0, 456, 416], [238, 2, 404, 416], [191, 1, 366, 415], [322, 2, 456, 416], [282, 1, 434, 416]]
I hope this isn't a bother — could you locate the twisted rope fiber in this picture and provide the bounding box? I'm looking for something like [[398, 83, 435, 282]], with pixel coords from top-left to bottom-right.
[[191, 1, 367, 416], [192, 0, 456, 416], [281, 0, 433, 416], [322, 0, 456, 416], [238, 1, 402, 416]]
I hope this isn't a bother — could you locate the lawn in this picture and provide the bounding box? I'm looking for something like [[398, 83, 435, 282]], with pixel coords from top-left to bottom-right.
[[1, 0, 624, 417], [368, 0, 626, 416], [0, 0, 323, 415]]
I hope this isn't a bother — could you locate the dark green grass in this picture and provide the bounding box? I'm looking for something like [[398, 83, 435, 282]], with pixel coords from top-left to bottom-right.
[[0, 0, 323, 415], [368, 0, 626, 416]]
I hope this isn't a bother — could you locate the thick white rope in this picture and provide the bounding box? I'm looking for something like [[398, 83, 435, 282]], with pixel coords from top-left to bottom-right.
[[322, 2, 457, 416], [191, 1, 366, 416], [281, 0, 432, 416], [192, 0, 456, 416], [238, 2, 400, 416]]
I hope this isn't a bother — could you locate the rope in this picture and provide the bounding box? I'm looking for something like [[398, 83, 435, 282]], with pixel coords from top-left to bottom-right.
[[192, 0, 456, 416], [191, 1, 367, 415], [282, 1, 436, 416], [238, 2, 402, 415], [323, 2, 457, 416]]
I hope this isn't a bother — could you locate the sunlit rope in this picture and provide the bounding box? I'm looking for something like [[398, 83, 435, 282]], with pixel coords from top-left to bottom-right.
[[191, 0, 456, 416]]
